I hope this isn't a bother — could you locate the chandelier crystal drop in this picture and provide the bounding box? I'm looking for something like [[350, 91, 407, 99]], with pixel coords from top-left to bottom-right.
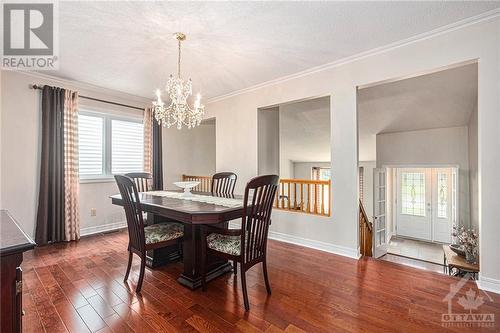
[[153, 32, 204, 130]]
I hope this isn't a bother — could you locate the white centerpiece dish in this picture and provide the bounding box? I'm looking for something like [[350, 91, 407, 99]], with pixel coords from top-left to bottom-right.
[[173, 181, 200, 196]]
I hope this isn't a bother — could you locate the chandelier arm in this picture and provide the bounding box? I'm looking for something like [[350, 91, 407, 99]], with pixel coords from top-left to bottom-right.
[[177, 38, 181, 78]]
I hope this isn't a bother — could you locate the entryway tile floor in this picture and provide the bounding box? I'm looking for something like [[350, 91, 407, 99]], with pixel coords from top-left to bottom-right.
[[387, 236, 445, 265]]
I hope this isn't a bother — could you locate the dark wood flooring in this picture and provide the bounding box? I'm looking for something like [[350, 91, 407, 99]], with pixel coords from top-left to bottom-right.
[[21, 229, 500, 332]]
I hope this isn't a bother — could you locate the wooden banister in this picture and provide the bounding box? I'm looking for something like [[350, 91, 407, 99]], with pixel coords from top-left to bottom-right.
[[274, 179, 331, 217], [359, 200, 373, 257], [182, 174, 212, 192]]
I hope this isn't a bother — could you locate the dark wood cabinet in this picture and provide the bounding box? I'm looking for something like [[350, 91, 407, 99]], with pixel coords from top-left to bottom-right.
[[0, 210, 35, 333]]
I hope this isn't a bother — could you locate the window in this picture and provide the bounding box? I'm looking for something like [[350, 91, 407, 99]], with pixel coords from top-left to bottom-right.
[[312, 167, 331, 181], [78, 112, 143, 180], [437, 172, 448, 218], [401, 172, 426, 216]]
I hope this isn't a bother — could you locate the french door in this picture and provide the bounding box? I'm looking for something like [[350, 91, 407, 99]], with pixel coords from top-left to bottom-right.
[[373, 168, 388, 258], [396, 168, 454, 242]]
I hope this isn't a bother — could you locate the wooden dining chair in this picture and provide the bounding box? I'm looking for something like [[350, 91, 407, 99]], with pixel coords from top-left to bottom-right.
[[200, 175, 279, 310], [125, 172, 152, 192], [211, 172, 237, 195], [114, 175, 184, 293]]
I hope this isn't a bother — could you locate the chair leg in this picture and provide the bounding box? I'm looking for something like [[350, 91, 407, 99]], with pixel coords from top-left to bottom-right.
[[136, 255, 146, 293], [124, 251, 133, 282], [262, 259, 271, 295], [240, 265, 250, 311], [233, 261, 237, 275]]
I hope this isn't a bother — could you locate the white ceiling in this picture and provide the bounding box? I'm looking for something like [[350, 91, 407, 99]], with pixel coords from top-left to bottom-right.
[[280, 97, 330, 163], [50, 2, 499, 100], [358, 63, 478, 161]]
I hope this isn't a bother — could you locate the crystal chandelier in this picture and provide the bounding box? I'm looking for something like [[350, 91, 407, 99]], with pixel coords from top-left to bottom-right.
[[153, 32, 204, 129]]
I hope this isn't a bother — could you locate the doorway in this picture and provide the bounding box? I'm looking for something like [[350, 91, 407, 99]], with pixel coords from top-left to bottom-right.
[[395, 167, 457, 243]]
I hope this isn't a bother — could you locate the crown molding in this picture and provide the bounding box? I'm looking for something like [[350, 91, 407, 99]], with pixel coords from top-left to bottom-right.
[[207, 8, 500, 104], [3, 70, 151, 103]]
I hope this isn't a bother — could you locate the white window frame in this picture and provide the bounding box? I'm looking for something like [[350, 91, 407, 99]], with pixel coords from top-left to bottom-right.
[[78, 110, 143, 183]]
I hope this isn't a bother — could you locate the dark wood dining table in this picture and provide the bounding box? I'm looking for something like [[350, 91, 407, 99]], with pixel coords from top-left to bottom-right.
[[110, 191, 247, 290]]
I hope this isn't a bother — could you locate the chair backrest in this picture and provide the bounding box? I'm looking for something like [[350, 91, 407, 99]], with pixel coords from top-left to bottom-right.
[[115, 175, 145, 251], [125, 172, 152, 192], [241, 175, 279, 263], [211, 172, 237, 195]]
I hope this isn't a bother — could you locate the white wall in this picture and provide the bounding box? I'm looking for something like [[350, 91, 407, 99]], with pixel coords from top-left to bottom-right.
[[258, 108, 279, 175], [376, 126, 470, 225], [468, 105, 479, 229], [162, 121, 216, 190], [205, 17, 500, 289], [0, 70, 149, 237]]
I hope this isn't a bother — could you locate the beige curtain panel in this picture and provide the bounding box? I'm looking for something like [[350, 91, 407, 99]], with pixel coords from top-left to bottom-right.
[[64, 90, 80, 241], [143, 107, 153, 174]]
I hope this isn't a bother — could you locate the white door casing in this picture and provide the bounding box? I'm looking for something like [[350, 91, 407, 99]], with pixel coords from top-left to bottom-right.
[[373, 168, 388, 258]]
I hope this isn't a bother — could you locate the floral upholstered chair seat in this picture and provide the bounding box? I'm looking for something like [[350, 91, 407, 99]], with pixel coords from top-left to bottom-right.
[[207, 232, 260, 256], [144, 222, 184, 244]]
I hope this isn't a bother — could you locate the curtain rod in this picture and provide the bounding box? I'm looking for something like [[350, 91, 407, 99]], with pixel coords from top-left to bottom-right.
[[30, 84, 145, 111]]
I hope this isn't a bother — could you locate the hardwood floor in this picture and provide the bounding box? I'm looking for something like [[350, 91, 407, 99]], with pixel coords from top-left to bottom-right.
[[381, 253, 445, 274], [22, 229, 499, 332]]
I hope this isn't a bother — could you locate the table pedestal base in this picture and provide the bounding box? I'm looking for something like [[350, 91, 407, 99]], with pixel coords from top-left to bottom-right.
[[146, 244, 182, 268], [178, 262, 233, 290]]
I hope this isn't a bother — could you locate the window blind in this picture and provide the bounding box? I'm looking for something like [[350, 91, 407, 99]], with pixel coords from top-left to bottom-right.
[[111, 119, 144, 174], [78, 114, 103, 176]]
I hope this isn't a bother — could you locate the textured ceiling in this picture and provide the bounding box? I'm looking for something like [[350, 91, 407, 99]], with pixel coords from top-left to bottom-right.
[[358, 63, 478, 161], [49, 2, 499, 100]]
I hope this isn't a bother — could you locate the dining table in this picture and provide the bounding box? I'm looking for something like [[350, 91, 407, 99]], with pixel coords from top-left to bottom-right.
[[110, 190, 249, 290]]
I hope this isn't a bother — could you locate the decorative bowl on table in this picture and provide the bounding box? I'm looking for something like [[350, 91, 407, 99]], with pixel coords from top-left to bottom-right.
[[173, 181, 200, 196], [449, 244, 466, 257]]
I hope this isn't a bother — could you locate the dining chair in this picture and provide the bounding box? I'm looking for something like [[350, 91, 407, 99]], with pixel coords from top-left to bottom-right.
[[211, 172, 237, 195], [200, 174, 279, 311], [125, 172, 154, 224], [125, 172, 152, 192], [114, 175, 184, 293]]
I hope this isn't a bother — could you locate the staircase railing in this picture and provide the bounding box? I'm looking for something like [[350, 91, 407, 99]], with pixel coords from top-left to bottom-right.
[[274, 179, 331, 216], [359, 200, 373, 257], [182, 174, 212, 192]]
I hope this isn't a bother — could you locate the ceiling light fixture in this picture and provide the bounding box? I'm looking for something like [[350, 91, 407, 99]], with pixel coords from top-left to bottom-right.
[[153, 32, 204, 129]]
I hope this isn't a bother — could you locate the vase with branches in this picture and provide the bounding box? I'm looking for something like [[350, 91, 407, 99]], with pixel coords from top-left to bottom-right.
[[452, 224, 478, 264]]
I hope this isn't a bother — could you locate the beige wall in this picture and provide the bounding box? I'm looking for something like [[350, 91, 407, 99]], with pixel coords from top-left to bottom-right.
[[293, 162, 330, 180], [205, 17, 500, 289], [162, 121, 216, 190], [0, 70, 149, 237], [468, 105, 479, 229], [258, 108, 280, 175]]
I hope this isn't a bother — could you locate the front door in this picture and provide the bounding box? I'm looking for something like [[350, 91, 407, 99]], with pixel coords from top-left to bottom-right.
[[396, 168, 432, 241]]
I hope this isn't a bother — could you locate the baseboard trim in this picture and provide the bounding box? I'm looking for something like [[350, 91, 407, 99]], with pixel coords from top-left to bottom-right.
[[83, 221, 360, 260], [477, 276, 500, 295], [80, 221, 127, 237], [268, 231, 360, 260]]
